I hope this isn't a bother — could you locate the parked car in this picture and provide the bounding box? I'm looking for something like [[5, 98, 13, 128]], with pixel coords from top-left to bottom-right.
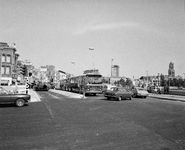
[[132, 87, 149, 98], [0, 87, 31, 107], [104, 87, 133, 101]]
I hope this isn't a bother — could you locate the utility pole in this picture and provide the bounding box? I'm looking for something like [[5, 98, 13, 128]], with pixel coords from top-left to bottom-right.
[[111, 59, 113, 77], [71, 61, 75, 76], [89, 47, 94, 73]]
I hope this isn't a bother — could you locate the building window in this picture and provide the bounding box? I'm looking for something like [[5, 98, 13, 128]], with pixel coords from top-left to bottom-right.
[[2, 55, 5, 62], [6, 66, 10, 75], [7, 55, 11, 63], [1, 66, 5, 74]]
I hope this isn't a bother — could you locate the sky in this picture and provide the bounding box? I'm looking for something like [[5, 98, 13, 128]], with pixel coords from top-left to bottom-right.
[[0, 0, 185, 79]]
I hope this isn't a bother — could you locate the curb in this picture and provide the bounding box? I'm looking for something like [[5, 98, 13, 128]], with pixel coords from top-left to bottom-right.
[[149, 95, 185, 102], [29, 89, 41, 102]]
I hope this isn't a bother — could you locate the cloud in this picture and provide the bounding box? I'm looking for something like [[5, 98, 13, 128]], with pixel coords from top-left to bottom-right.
[[74, 22, 138, 35], [92, 22, 138, 30]]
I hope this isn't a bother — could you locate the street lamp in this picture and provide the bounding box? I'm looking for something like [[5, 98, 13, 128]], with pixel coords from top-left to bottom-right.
[[71, 61, 75, 76], [89, 47, 94, 73]]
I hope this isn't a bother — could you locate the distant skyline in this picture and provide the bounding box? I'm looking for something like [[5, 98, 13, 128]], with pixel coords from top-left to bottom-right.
[[1, 0, 184, 79]]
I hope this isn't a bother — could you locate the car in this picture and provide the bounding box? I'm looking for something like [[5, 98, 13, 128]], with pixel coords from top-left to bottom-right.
[[33, 82, 49, 91], [104, 87, 133, 101], [102, 84, 117, 93], [132, 87, 149, 98], [0, 87, 31, 107]]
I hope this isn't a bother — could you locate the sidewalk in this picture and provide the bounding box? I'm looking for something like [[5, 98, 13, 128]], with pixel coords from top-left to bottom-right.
[[28, 89, 41, 102], [49, 89, 86, 99], [149, 93, 185, 102]]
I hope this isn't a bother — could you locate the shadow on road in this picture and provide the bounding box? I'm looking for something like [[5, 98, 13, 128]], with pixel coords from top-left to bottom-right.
[[0, 103, 29, 108]]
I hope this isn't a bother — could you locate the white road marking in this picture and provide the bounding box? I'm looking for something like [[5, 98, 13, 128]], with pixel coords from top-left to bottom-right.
[[44, 103, 54, 119], [47, 93, 60, 99]]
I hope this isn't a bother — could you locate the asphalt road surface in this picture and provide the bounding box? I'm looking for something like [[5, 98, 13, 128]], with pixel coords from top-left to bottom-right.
[[0, 91, 185, 150]]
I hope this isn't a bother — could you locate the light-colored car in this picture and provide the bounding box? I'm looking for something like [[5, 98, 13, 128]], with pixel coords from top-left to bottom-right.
[[104, 87, 133, 101], [132, 87, 149, 98], [102, 84, 117, 93]]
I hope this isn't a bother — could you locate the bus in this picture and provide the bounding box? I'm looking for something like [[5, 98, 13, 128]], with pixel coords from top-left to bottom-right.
[[60, 73, 103, 95]]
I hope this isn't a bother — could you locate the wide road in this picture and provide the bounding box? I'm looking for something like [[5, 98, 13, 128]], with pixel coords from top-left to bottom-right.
[[0, 91, 185, 150]]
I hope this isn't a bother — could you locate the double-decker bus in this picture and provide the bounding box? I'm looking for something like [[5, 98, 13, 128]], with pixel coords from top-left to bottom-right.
[[60, 73, 103, 95]]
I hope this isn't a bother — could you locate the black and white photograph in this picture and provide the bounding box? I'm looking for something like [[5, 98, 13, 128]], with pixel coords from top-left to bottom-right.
[[0, 0, 185, 149]]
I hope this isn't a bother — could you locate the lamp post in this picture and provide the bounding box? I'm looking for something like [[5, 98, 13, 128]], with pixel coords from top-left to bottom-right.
[[111, 59, 114, 77], [89, 47, 94, 73], [71, 61, 75, 76], [169, 70, 171, 87], [158, 73, 160, 86]]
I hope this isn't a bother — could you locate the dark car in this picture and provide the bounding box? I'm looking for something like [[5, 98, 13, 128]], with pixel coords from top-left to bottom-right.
[[104, 87, 133, 101], [33, 82, 50, 91], [0, 87, 31, 107]]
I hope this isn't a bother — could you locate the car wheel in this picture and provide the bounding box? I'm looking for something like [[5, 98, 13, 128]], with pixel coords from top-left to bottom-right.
[[107, 97, 111, 100], [129, 96, 132, 100], [118, 96, 122, 101], [15, 99, 25, 107]]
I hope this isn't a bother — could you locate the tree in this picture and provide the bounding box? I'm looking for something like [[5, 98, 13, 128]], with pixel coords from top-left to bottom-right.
[[160, 74, 165, 86], [125, 78, 133, 89], [119, 78, 126, 87]]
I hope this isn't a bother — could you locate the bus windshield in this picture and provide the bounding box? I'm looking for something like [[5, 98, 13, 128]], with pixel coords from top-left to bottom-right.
[[86, 74, 102, 84]]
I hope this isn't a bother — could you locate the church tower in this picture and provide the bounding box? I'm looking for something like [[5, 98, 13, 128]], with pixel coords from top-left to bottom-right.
[[168, 62, 175, 78]]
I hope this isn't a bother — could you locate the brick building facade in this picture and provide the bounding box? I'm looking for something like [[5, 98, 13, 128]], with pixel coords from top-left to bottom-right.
[[0, 42, 19, 85]]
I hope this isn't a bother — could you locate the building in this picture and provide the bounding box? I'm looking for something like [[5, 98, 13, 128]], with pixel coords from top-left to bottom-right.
[[56, 70, 67, 81], [168, 62, 175, 78], [111, 65, 119, 77], [110, 65, 121, 84], [139, 75, 161, 87], [0, 42, 19, 85], [32, 65, 56, 83], [46, 65, 55, 82]]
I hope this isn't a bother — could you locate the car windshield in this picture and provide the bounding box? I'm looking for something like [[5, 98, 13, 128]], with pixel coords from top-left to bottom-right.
[[110, 87, 118, 91], [119, 88, 128, 92], [137, 88, 147, 91], [0, 87, 9, 94]]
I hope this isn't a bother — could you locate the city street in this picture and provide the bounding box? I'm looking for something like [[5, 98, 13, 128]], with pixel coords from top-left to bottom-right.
[[0, 91, 185, 150]]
